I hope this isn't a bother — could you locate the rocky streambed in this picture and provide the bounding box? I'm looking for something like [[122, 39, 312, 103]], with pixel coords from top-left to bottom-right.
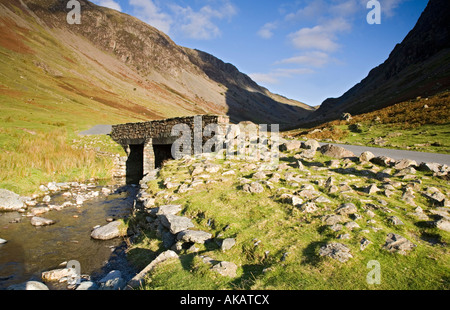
[[0, 181, 138, 290]]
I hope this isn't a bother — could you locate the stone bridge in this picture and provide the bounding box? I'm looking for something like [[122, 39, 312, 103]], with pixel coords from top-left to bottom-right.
[[110, 115, 229, 184]]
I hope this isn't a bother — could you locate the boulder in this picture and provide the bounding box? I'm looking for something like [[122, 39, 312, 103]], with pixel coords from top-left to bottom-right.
[[156, 204, 182, 216], [30, 216, 55, 227], [434, 218, 450, 232], [91, 221, 122, 240], [159, 214, 195, 234], [126, 250, 179, 290], [335, 203, 357, 215], [383, 233, 416, 255], [303, 139, 321, 151], [394, 159, 417, 170], [7, 281, 49, 290], [322, 214, 343, 225], [319, 242, 353, 262], [418, 162, 441, 173], [371, 156, 393, 167], [359, 151, 375, 163], [279, 139, 302, 152], [0, 189, 25, 211], [177, 230, 212, 244], [320, 144, 355, 159], [76, 281, 99, 290], [299, 202, 318, 213]]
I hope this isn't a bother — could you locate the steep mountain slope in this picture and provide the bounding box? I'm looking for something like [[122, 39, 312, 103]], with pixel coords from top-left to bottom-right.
[[308, 0, 450, 125], [0, 0, 314, 130]]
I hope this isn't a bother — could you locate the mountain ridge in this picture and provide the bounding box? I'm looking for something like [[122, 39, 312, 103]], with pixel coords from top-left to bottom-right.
[[0, 0, 314, 130], [307, 0, 450, 125]]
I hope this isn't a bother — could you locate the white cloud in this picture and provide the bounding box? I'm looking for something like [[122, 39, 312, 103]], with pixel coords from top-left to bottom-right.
[[129, 0, 173, 34], [249, 68, 314, 85], [170, 1, 237, 40], [277, 51, 330, 67], [93, 0, 122, 11], [381, 0, 405, 17], [288, 18, 351, 52], [257, 22, 277, 39]]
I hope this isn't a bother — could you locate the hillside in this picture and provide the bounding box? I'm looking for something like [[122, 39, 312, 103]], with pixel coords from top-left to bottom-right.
[[0, 0, 314, 129], [307, 0, 450, 125], [288, 90, 450, 155]]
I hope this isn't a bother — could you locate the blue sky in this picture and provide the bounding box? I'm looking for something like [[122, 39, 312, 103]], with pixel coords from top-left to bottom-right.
[[91, 0, 428, 107]]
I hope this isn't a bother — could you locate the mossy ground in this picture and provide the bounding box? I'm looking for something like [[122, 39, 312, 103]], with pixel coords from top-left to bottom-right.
[[124, 148, 450, 290]]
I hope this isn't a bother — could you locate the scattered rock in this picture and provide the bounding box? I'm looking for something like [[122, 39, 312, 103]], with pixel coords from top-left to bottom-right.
[[0, 189, 25, 211], [320, 144, 355, 159], [7, 281, 49, 290], [156, 204, 182, 216], [159, 214, 195, 234], [42, 267, 77, 282], [76, 281, 99, 290], [303, 139, 321, 151], [335, 203, 357, 215], [177, 230, 212, 244], [359, 151, 375, 163], [371, 156, 393, 167], [434, 218, 450, 232], [91, 221, 122, 240], [98, 270, 125, 290], [221, 238, 236, 251], [322, 214, 343, 225], [242, 182, 264, 194], [299, 202, 318, 213], [383, 233, 416, 255], [394, 159, 417, 170], [319, 242, 353, 262], [279, 140, 302, 152], [31, 216, 55, 227], [126, 250, 179, 290], [360, 238, 371, 251], [211, 261, 238, 277]]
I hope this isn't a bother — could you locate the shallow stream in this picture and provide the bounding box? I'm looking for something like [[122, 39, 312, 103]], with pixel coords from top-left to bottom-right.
[[0, 182, 138, 290]]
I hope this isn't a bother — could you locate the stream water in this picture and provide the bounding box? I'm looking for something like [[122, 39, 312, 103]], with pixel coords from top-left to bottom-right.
[[0, 182, 138, 290]]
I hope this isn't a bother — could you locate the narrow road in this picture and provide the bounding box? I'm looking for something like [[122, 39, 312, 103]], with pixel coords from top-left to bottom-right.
[[320, 143, 450, 166]]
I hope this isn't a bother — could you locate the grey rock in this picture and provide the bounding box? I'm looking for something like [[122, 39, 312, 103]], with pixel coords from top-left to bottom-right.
[[371, 156, 393, 167], [0, 189, 25, 211], [177, 230, 212, 244], [335, 203, 357, 215], [320, 144, 355, 159], [7, 281, 49, 290], [345, 221, 360, 230], [42, 267, 76, 282], [242, 182, 264, 194], [30, 216, 55, 227], [319, 242, 353, 262], [279, 140, 302, 152], [365, 184, 380, 194], [299, 202, 318, 213], [126, 250, 179, 290], [434, 218, 450, 232], [304, 139, 321, 151], [156, 204, 182, 216], [387, 216, 404, 226], [394, 159, 417, 170], [322, 214, 343, 225], [91, 221, 122, 240], [159, 214, 195, 234], [221, 238, 236, 251], [383, 233, 416, 255], [98, 270, 125, 290], [76, 281, 99, 290], [418, 162, 441, 173], [211, 261, 238, 277], [359, 151, 375, 163]]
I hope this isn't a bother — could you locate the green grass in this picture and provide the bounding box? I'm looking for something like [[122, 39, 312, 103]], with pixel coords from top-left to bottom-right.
[[287, 90, 450, 154], [124, 151, 450, 290]]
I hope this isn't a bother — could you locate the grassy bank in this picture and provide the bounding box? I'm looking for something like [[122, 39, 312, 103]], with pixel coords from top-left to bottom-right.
[[124, 149, 449, 290], [287, 90, 450, 154]]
